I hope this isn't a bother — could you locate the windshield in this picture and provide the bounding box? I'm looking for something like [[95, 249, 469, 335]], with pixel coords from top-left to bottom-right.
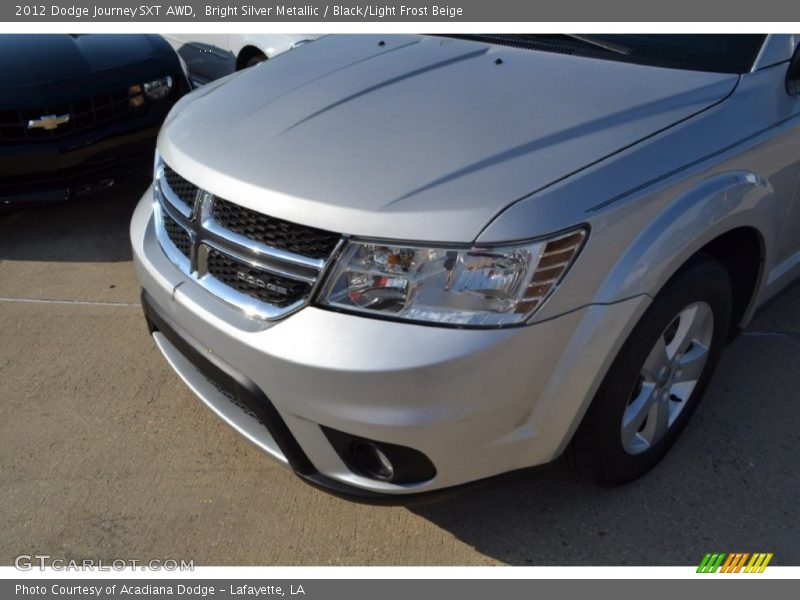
[[442, 35, 767, 74], [586, 35, 766, 73]]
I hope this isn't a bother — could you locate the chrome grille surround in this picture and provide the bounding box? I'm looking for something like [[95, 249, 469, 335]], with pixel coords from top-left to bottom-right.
[[153, 159, 343, 321]]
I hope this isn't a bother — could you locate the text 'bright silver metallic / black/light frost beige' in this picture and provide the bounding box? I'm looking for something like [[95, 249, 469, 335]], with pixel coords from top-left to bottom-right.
[[132, 34, 800, 502]]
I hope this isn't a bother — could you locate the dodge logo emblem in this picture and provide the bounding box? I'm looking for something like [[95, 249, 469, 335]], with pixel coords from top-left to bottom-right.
[[236, 271, 288, 295]]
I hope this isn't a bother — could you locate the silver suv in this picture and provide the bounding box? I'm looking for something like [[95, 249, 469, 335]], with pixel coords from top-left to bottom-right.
[[132, 34, 800, 502]]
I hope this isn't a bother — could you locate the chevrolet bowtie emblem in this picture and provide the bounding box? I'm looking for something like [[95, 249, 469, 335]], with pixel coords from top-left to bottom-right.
[[27, 114, 71, 130]]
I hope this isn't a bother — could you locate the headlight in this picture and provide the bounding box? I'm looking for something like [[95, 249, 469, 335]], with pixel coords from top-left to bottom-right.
[[317, 228, 587, 327], [143, 76, 174, 100]]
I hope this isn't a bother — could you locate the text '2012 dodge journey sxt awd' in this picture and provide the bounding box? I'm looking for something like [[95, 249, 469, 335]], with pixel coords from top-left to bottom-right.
[[132, 34, 800, 502]]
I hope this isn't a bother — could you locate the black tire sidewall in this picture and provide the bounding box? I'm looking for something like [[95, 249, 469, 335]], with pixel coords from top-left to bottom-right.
[[571, 254, 733, 485], [245, 53, 267, 68]]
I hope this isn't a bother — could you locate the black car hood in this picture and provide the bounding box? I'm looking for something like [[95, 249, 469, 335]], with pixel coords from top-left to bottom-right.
[[0, 34, 183, 112], [0, 35, 157, 87]]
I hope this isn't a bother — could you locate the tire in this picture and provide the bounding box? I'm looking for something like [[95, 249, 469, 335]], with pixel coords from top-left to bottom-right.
[[567, 252, 732, 485], [243, 51, 267, 69]]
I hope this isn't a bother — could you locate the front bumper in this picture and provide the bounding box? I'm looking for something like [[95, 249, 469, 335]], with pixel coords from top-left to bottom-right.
[[131, 188, 649, 501], [141, 289, 538, 504], [0, 113, 167, 207]]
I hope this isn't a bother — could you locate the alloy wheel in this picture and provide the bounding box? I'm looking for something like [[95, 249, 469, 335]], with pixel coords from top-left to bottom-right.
[[620, 301, 714, 455]]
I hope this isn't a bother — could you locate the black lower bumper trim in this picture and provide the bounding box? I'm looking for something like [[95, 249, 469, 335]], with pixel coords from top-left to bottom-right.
[[1, 128, 158, 207], [140, 290, 540, 505], [141, 290, 315, 476]]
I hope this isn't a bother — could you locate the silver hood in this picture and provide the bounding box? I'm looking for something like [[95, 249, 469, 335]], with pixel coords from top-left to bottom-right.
[[159, 34, 738, 243]]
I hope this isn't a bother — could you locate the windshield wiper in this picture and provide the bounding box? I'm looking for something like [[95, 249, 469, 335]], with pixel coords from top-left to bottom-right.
[[563, 35, 632, 56], [435, 34, 633, 58]]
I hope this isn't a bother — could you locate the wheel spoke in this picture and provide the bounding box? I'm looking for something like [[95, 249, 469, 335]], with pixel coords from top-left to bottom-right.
[[668, 305, 698, 358], [669, 381, 693, 403], [642, 336, 669, 381], [653, 397, 671, 441], [621, 383, 657, 442], [641, 395, 670, 445], [636, 401, 659, 446], [677, 342, 709, 382]]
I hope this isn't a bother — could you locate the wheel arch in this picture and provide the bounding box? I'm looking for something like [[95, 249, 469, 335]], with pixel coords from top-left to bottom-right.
[[598, 170, 777, 334], [236, 45, 268, 70], [550, 171, 778, 463], [699, 227, 765, 335]]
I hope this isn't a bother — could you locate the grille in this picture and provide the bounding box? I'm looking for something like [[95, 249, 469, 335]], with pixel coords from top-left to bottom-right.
[[206, 248, 311, 308], [162, 165, 199, 209], [155, 159, 341, 320], [162, 212, 192, 258], [213, 197, 340, 260], [0, 87, 141, 143]]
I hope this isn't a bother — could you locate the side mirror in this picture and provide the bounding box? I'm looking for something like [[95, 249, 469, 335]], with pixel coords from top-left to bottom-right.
[[787, 44, 800, 96]]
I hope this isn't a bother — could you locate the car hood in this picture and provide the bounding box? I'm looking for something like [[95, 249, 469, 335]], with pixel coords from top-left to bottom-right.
[[0, 34, 157, 87], [160, 35, 739, 243], [0, 35, 183, 112]]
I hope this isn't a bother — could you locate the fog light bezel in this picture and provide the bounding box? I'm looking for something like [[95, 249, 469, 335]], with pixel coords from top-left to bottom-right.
[[321, 427, 437, 484], [352, 441, 396, 481]]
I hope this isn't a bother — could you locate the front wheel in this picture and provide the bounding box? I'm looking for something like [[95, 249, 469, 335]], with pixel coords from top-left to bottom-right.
[[568, 253, 732, 485], [243, 51, 267, 69]]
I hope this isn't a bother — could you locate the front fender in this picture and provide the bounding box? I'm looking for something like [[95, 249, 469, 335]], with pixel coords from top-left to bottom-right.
[[594, 170, 777, 306]]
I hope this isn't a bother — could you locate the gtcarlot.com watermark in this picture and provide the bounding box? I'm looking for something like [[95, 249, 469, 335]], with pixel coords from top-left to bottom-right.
[[15, 554, 194, 571]]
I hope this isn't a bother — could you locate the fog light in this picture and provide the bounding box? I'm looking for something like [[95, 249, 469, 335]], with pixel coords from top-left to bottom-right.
[[321, 427, 437, 484], [353, 442, 395, 481]]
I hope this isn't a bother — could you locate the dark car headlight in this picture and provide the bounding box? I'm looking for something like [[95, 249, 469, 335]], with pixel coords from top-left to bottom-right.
[[143, 76, 174, 100], [127, 76, 174, 107]]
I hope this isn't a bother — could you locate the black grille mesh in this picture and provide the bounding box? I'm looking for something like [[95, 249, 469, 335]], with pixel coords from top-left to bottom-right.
[[205, 248, 311, 308], [162, 165, 199, 209], [212, 197, 340, 259], [162, 212, 192, 258], [0, 87, 141, 142]]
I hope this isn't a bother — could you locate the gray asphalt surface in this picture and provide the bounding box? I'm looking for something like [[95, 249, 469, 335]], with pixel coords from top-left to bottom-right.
[[1, 180, 798, 566]]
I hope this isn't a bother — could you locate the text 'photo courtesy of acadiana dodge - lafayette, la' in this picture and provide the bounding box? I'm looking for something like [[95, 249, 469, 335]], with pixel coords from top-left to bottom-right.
[[15, 584, 307, 597], [37, 4, 465, 19]]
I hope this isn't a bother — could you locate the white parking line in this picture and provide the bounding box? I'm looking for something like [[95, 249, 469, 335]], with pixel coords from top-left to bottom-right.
[[0, 296, 139, 308], [742, 330, 800, 338]]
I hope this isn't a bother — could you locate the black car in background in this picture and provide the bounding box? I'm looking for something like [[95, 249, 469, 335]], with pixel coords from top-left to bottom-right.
[[0, 34, 190, 207]]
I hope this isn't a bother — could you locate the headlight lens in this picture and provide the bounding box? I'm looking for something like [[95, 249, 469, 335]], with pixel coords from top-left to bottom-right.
[[143, 76, 174, 100], [317, 229, 586, 327]]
